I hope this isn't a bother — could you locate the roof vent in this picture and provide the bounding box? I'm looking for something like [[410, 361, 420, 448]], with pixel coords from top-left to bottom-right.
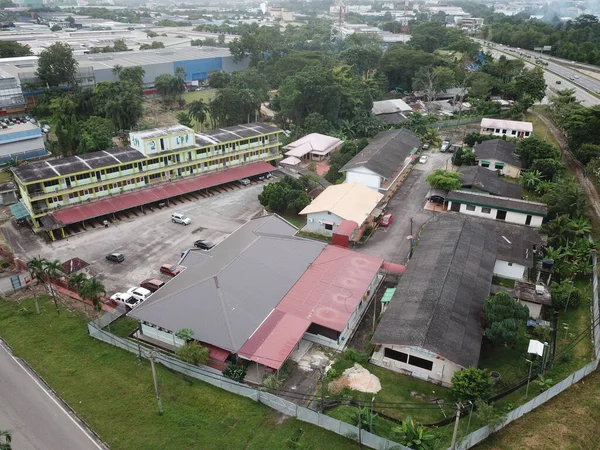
[[535, 285, 545, 295]]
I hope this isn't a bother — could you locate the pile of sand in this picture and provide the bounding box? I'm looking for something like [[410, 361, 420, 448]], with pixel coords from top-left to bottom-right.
[[328, 363, 381, 394]]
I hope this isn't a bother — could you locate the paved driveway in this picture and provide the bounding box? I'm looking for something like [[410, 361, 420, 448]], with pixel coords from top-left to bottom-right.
[[357, 151, 453, 264], [2, 183, 268, 296]]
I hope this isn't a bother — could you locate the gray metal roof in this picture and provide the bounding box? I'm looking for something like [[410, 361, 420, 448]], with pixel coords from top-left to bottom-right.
[[129, 215, 327, 353], [12, 147, 145, 183], [195, 123, 281, 146], [0, 136, 45, 159], [473, 139, 521, 168], [459, 166, 522, 199], [339, 129, 421, 179], [447, 190, 548, 216], [372, 214, 544, 368]]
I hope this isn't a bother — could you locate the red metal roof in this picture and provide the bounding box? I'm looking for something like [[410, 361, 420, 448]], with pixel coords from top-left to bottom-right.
[[49, 162, 274, 226], [203, 343, 230, 362], [333, 219, 359, 237], [238, 309, 311, 370], [381, 261, 406, 275], [276, 245, 383, 332]]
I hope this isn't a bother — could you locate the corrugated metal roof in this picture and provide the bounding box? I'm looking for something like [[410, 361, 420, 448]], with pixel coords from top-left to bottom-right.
[[129, 215, 327, 353], [480, 118, 533, 133], [299, 183, 383, 225], [459, 166, 522, 198], [49, 161, 274, 226], [473, 139, 522, 168], [283, 133, 342, 157], [9, 201, 29, 220], [381, 288, 396, 303], [333, 219, 358, 238], [447, 190, 547, 216], [276, 245, 383, 332]]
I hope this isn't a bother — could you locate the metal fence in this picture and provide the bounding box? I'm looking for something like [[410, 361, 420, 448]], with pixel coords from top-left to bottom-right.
[[454, 247, 600, 449], [87, 323, 407, 450]]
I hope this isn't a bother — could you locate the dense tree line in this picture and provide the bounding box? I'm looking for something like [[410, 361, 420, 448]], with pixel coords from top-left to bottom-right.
[[485, 14, 600, 65]]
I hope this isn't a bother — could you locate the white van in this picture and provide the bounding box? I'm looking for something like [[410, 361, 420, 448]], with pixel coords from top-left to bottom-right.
[[171, 213, 191, 225]]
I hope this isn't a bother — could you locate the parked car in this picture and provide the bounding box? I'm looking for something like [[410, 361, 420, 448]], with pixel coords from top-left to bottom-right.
[[422, 143, 430, 150], [238, 178, 251, 186], [106, 253, 125, 263], [140, 278, 165, 292], [160, 264, 182, 277], [171, 213, 191, 225], [127, 286, 152, 302], [194, 239, 215, 250], [556, 80, 561, 84], [110, 292, 141, 310], [379, 213, 394, 227], [440, 141, 451, 152], [448, 145, 460, 154], [419, 155, 428, 164]]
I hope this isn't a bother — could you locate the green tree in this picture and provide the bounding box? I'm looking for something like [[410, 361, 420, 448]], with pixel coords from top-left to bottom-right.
[[574, 143, 600, 165], [379, 46, 440, 91], [515, 137, 560, 169], [258, 176, 311, 214], [50, 24, 62, 32], [42, 259, 63, 314], [451, 367, 494, 401], [339, 45, 383, 78], [519, 170, 542, 190], [542, 214, 576, 248], [0, 430, 11, 450], [176, 111, 193, 128], [426, 169, 462, 191], [175, 328, 194, 341], [550, 279, 581, 310], [453, 147, 476, 166], [392, 416, 436, 450], [421, 128, 442, 147], [302, 112, 333, 135], [531, 158, 564, 181], [208, 70, 232, 88], [188, 99, 208, 131], [176, 341, 209, 365], [36, 42, 78, 87], [78, 116, 114, 153], [68, 272, 87, 295], [79, 278, 106, 310], [0, 41, 33, 58], [139, 41, 165, 50], [484, 291, 530, 347], [543, 178, 589, 219], [154, 73, 185, 104]]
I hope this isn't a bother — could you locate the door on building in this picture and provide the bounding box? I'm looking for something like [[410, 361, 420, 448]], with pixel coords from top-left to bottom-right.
[[525, 215, 532, 226], [450, 202, 460, 212], [496, 210, 507, 221]]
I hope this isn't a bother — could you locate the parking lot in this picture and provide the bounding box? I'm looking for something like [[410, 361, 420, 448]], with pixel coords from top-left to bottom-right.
[[357, 150, 453, 264], [3, 181, 270, 296]]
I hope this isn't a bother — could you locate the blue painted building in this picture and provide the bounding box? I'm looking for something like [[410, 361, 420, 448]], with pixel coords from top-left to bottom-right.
[[0, 123, 46, 164]]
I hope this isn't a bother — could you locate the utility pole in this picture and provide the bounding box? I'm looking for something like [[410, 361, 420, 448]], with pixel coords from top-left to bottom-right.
[[149, 351, 163, 415], [466, 400, 474, 436], [450, 404, 462, 449], [370, 396, 375, 433]]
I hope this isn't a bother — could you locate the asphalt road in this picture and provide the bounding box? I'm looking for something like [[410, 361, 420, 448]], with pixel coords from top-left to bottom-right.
[[482, 45, 600, 106], [0, 341, 105, 450], [357, 150, 453, 264], [476, 39, 600, 106]]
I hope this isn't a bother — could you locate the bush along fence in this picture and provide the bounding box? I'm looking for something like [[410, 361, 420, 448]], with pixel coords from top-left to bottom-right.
[[454, 249, 600, 450], [87, 322, 407, 450]]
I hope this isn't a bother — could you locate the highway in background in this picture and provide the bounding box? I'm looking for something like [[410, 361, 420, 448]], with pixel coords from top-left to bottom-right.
[[475, 39, 600, 106]]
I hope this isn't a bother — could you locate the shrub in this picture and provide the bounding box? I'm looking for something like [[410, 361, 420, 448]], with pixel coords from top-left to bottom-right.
[[176, 341, 209, 365], [262, 374, 283, 391], [472, 400, 504, 427], [307, 161, 317, 172], [392, 416, 436, 450], [484, 292, 530, 347], [451, 367, 494, 401], [223, 363, 247, 382], [550, 280, 582, 310]]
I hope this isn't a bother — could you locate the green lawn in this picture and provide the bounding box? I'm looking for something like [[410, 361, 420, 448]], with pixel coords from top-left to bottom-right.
[[0, 170, 11, 182], [108, 316, 139, 338], [182, 89, 217, 104], [524, 110, 562, 150], [0, 298, 356, 450], [281, 214, 306, 229], [492, 276, 515, 289]]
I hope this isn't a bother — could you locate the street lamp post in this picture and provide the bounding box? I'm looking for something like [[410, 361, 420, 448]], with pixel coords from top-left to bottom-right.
[[525, 359, 533, 398], [370, 396, 376, 433], [466, 400, 474, 436], [564, 279, 574, 313]]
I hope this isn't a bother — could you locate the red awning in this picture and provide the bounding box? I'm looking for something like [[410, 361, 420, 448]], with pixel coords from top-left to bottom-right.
[[238, 309, 311, 370], [381, 261, 406, 275], [49, 162, 274, 226]]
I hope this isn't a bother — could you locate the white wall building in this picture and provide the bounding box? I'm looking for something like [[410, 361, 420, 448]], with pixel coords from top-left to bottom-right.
[[480, 118, 533, 139], [447, 190, 547, 228]]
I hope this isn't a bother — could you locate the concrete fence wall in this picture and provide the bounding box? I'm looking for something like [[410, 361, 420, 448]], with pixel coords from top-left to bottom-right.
[[87, 323, 407, 450]]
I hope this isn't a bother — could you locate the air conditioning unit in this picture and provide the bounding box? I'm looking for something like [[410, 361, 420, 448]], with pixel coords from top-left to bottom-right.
[[307, 218, 314, 223], [535, 285, 545, 295], [318, 220, 324, 225]]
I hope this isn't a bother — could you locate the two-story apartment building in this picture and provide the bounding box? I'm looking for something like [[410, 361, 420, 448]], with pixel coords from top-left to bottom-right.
[[12, 123, 282, 239]]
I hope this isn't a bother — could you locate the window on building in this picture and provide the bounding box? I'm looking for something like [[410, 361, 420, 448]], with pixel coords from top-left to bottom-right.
[[75, 173, 89, 181], [81, 189, 89, 196], [508, 262, 513, 266], [495, 163, 504, 170], [384, 348, 408, 363], [495, 128, 500, 133], [481, 162, 490, 168], [466, 204, 476, 211], [149, 173, 161, 180], [481, 207, 491, 214], [68, 192, 78, 199], [502, 129, 507, 134], [525, 132, 531, 137], [44, 179, 59, 187], [324, 222, 334, 231], [408, 355, 433, 371], [106, 167, 119, 175], [511, 130, 517, 135]]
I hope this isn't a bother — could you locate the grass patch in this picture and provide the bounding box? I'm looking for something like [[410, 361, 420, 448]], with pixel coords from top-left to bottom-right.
[[182, 89, 217, 104], [107, 316, 139, 338], [296, 231, 332, 243], [0, 170, 11, 182], [524, 110, 561, 150], [281, 214, 306, 229], [492, 276, 515, 289], [479, 344, 528, 388], [327, 405, 399, 441], [0, 298, 357, 450]]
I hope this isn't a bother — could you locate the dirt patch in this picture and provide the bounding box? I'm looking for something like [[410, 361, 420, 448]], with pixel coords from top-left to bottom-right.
[[328, 363, 381, 394]]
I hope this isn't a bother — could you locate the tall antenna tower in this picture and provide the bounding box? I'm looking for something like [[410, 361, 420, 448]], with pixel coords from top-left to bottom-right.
[[401, 1, 409, 34], [330, 0, 348, 42]]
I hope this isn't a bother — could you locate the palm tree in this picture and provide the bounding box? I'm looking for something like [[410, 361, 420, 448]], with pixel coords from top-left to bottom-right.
[[570, 217, 591, 238], [188, 99, 208, 131], [0, 430, 11, 450], [112, 64, 123, 81], [68, 272, 87, 294], [80, 278, 106, 311], [542, 215, 575, 248], [535, 180, 553, 196], [42, 259, 63, 314], [520, 170, 542, 190], [27, 257, 47, 314], [421, 128, 442, 146]]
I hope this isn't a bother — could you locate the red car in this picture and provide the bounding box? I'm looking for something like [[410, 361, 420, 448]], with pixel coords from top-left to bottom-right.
[[379, 213, 394, 227], [140, 278, 165, 292], [160, 264, 181, 277]]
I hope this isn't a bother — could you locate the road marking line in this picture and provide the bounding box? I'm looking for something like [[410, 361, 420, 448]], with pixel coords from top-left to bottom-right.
[[0, 342, 105, 450]]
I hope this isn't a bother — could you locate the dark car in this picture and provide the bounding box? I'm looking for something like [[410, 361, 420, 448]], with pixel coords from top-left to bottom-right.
[[106, 253, 125, 263], [194, 240, 215, 250], [140, 278, 165, 292]]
